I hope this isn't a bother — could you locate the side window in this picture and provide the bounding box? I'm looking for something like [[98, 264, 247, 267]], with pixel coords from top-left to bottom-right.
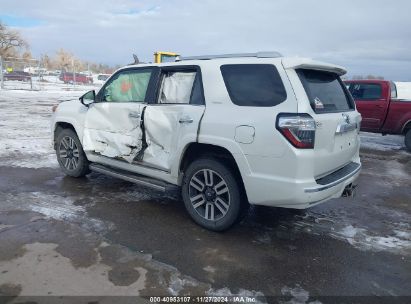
[[102, 69, 152, 102], [220, 64, 287, 107], [349, 83, 382, 100], [390, 82, 397, 99], [190, 75, 205, 105], [158, 69, 204, 105]]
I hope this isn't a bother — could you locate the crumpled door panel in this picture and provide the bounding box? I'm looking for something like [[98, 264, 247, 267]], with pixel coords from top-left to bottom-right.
[[83, 103, 143, 163], [141, 106, 180, 170], [83, 129, 142, 163]]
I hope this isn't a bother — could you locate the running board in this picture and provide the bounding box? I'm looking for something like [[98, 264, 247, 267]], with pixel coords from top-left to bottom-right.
[[89, 163, 180, 196]]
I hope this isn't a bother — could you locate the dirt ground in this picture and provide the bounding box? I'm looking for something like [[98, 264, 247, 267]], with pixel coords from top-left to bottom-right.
[[0, 87, 410, 303]]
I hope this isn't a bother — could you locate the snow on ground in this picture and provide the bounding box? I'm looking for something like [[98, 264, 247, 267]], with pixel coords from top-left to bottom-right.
[[281, 285, 321, 304], [334, 224, 411, 253], [0, 191, 113, 233], [0, 83, 99, 168], [1, 77, 99, 91], [360, 131, 405, 151]]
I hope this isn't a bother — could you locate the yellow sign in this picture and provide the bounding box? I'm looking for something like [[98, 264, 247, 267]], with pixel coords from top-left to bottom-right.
[[6, 67, 13, 73]]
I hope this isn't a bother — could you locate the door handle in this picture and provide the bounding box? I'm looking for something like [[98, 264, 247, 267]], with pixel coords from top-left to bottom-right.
[[179, 117, 194, 124], [128, 112, 141, 119]]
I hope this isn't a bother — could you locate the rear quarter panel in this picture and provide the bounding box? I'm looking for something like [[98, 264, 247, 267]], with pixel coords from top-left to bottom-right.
[[197, 58, 299, 202]]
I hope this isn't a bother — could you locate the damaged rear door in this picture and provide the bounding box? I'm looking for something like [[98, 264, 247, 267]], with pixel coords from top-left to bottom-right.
[[82, 67, 156, 162], [138, 66, 206, 171]]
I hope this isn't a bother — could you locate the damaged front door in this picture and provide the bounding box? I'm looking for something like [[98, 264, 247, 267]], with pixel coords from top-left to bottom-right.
[[82, 67, 155, 163]]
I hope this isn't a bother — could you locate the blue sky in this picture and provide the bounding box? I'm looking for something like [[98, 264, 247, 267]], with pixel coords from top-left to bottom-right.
[[1, 0, 410, 80], [0, 14, 42, 27]]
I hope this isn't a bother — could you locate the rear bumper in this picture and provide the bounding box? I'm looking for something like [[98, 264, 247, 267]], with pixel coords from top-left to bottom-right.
[[304, 162, 361, 193], [245, 161, 361, 209]]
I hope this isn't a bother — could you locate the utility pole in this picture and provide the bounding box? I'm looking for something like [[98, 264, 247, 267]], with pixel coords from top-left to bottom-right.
[[72, 58, 76, 86], [0, 56, 3, 89], [35, 58, 40, 91]]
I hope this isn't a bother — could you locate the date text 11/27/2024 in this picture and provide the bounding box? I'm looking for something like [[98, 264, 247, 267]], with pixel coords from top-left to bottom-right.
[[149, 296, 258, 303]]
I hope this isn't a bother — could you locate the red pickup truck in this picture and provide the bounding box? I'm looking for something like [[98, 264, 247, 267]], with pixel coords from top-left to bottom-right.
[[345, 80, 411, 151], [59, 72, 93, 84]]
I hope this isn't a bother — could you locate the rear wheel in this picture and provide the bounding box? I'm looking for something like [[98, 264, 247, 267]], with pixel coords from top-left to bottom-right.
[[405, 129, 411, 152], [182, 158, 247, 231], [56, 128, 89, 177]]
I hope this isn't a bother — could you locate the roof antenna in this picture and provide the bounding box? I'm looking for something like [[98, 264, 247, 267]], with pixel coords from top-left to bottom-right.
[[128, 54, 146, 65]]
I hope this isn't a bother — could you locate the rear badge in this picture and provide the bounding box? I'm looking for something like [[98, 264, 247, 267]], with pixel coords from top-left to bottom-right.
[[314, 97, 324, 109]]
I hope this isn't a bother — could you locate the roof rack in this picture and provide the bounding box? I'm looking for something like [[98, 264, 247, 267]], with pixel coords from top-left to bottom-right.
[[176, 51, 282, 61]]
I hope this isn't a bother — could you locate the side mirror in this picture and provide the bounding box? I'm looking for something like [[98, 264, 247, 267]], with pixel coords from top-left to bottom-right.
[[80, 90, 95, 107]]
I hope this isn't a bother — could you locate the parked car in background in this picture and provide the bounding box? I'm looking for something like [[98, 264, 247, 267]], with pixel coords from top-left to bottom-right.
[[45, 70, 61, 76], [345, 80, 411, 151], [23, 67, 47, 75], [80, 71, 93, 77], [93, 73, 111, 85], [52, 52, 361, 231], [59, 72, 93, 84], [3, 71, 31, 82]]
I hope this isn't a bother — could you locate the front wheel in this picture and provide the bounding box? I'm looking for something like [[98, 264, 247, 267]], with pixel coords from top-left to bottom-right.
[[405, 129, 411, 152], [182, 158, 247, 231], [55, 128, 90, 177]]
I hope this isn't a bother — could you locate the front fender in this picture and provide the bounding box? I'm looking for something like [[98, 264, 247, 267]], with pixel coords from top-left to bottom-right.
[[51, 100, 88, 146]]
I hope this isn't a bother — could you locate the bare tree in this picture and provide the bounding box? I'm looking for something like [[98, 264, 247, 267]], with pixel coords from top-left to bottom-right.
[[41, 54, 53, 70], [352, 75, 364, 80], [22, 51, 32, 63], [0, 21, 28, 58], [55, 48, 73, 71], [352, 75, 384, 80]]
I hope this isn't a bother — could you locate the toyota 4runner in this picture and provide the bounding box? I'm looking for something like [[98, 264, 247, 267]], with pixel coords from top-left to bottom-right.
[[51, 52, 361, 231]]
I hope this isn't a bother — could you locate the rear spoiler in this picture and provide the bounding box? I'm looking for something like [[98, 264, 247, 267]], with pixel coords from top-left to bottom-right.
[[282, 58, 347, 76]]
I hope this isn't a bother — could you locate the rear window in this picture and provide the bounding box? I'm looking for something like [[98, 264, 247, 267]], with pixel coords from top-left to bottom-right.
[[297, 69, 354, 113], [390, 82, 397, 99], [347, 83, 382, 100], [220, 64, 287, 107]]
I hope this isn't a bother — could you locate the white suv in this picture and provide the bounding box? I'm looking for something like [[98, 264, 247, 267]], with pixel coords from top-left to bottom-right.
[[51, 52, 361, 231]]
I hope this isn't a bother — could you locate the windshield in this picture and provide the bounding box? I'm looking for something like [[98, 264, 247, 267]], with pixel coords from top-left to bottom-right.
[[297, 69, 354, 113]]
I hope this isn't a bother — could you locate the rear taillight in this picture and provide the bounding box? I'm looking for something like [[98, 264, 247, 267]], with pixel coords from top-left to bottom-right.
[[276, 114, 316, 149]]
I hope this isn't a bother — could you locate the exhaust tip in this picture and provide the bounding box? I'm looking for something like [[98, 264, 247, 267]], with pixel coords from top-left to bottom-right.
[[342, 183, 357, 198]]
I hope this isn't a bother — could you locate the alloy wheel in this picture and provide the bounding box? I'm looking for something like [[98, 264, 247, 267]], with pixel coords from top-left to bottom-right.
[[58, 136, 80, 171], [188, 169, 231, 221]]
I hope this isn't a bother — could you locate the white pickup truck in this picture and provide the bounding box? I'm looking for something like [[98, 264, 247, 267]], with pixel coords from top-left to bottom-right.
[[51, 52, 361, 231]]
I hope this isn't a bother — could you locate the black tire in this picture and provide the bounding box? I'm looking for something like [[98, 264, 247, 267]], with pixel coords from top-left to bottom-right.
[[182, 158, 247, 231], [405, 129, 411, 152], [55, 128, 90, 177]]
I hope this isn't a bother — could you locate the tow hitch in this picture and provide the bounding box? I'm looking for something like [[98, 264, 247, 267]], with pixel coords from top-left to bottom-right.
[[342, 183, 357, 198]]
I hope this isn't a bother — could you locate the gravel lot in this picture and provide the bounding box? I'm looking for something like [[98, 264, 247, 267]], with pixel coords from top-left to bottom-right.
[[0, 85, 410, 303]]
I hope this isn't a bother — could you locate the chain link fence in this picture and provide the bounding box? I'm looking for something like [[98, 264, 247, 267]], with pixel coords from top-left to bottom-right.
[[0, 56, 42, 90], [0, 56, 100, 91]]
